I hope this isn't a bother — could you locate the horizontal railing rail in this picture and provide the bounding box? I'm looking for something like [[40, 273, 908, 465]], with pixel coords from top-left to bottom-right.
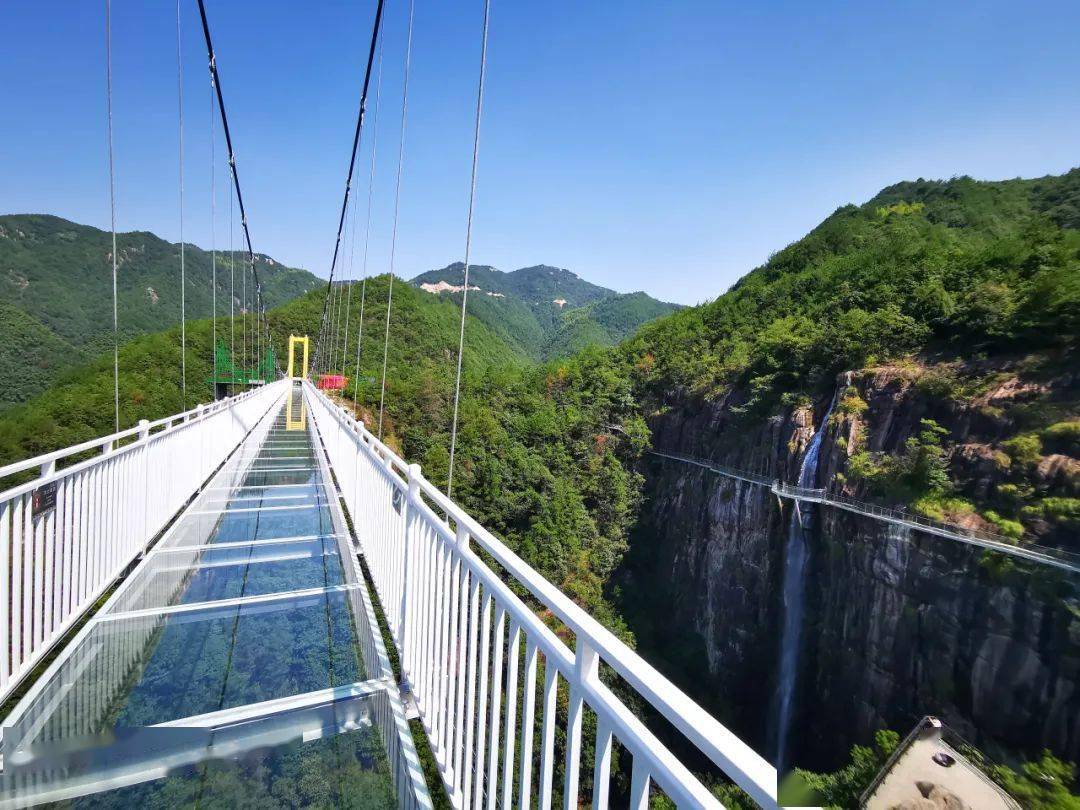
[[0, 379, 288, 704], [304, 382, 778, 809]]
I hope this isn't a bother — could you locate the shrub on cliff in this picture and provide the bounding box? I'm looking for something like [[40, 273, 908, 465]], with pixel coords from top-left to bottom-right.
[[990, 751, 1080, 810]]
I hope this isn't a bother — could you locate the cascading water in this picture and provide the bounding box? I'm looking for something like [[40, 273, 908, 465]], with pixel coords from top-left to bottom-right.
[[774, 389, 840, 772]]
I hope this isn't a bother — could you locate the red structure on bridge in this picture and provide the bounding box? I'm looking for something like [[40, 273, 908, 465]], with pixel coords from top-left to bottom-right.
[[317, 374, 348, 391]]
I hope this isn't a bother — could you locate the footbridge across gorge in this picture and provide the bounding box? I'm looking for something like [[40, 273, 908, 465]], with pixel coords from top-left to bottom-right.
[[0, 379, 779, 809], [648, 449, 1080, 575]]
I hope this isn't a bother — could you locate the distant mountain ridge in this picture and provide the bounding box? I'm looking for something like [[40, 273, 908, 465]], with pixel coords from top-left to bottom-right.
[[411, 262, 680, 359], [0, 214, 320, 409]]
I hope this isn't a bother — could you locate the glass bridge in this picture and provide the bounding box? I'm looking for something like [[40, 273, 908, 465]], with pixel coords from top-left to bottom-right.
[[0, 392, 429, 808]]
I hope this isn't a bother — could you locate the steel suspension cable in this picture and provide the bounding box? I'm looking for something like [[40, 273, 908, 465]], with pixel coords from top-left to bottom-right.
[[329, 198, 351, 373], [352, 44, 384, 410], [176, 0, 187, 408], [210, 60, 217, 387], [312, 0, 386, 375], [342, 187, 360, 371], [446, 0, 492, 497], [335, 180, 358, 373], [377, 0, 415, 440], [104, 0, 120, 431], [242, 248, 248, 372], [229, 172, 235, 378], [257, 260, 263, 377], [196, 0, 275, 380]]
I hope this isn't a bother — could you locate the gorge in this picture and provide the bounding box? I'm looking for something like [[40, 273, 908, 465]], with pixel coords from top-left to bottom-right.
[[621, 356, 1079, 776]]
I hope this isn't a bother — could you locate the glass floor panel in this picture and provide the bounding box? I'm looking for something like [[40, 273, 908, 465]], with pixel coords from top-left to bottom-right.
[[239, 469, 322, 488], [32, 724, 397, 810], [108, 538, 345, 614], [3, 690, 399, 810], [7, 590, 367, 745], [0, 397, 413, 808], [210, 505, 335, 543]]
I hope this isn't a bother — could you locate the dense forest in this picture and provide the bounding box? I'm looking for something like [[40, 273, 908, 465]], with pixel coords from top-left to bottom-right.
[[0, 214, 320, 408], [2, 170, 1079, 806]]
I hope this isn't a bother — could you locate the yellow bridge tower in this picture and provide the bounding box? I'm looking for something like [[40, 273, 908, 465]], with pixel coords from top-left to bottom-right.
[[286, 335, 310, 380]]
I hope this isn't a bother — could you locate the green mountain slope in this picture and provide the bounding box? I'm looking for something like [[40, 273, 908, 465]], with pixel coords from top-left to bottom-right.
[[625, 170, 1080, 406], [410, 263, 680, 359], [0, 214, 320, 408], [542, 291, 683, 358], [0, 275, 526, 471]]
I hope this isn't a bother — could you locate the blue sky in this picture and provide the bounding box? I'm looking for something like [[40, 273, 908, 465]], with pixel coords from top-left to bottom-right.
[[2, 1, 1079, 305]]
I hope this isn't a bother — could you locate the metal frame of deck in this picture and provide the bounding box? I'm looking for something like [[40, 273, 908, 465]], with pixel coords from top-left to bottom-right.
[[0, 382, 431, 809]]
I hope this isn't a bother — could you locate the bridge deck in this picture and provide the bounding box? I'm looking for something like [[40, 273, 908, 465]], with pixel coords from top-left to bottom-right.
[[0, 398, 425, 808]]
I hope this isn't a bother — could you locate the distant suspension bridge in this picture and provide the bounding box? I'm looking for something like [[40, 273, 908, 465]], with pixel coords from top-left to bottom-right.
[[648, 449, 1080, 575]]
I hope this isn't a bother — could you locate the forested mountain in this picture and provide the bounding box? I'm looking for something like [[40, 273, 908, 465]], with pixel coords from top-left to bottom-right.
[[411, 262, 681, 359], [2, 170, 1078, 805], [0, 214, 320, 408], [0, 276, 526, 469]]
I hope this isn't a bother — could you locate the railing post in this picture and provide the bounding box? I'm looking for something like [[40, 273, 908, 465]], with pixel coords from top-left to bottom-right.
[[39, 459, 56, 478], [399, 463, 422, 685], [566, 639, 598, 808], [195, 404, 206, 491], [137, 420, 151, 549]]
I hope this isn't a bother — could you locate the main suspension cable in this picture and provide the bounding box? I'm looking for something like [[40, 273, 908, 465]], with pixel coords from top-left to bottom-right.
[[196, 0, 275, 380], [377, 0, 415, 440], [104, 0, 120, 431], [176, 0, 187, 408], [313, 0, 386, 374], [210, 57, 217, 387], [446, 0, 493, 497]]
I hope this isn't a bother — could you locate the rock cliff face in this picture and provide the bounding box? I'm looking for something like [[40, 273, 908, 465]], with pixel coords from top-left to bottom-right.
[[622, 358, 1080, 771]]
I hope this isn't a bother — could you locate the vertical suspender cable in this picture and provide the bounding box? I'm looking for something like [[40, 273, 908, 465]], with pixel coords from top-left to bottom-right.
[[242, 249, 248, 373], [446, 0, 492, 497], [104, 0, 120, 431], [229, 173, 235, 379], [312, 0, 386, 376], [329, 204, 348, 373], [256, 263, 262, 378], [197, 0, 275, 381], [377, 0, 415, 439], [176, 0, 187, 408], [353, 44, 384, 409], [335, 182, 357, 374], [340, 169, 359, 374], [210, 59, 217, 388], [341, 190, 359, 371]]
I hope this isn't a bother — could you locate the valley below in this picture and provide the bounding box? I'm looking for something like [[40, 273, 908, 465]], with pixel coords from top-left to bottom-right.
[[620, 353, 1079, 776]]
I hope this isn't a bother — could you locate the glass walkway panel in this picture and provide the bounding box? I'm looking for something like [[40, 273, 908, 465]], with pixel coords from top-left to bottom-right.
[[0, 388, 429, 809]]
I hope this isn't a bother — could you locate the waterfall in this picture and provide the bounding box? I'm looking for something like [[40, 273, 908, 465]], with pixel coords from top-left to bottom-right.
[[774, 387, 841, 772]]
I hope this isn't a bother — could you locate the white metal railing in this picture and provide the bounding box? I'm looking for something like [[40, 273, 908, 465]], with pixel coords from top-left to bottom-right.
[[0, 379, 287, 703], [304, 382, 778, 809]]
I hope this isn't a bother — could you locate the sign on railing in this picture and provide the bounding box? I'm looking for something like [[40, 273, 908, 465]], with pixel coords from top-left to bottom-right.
[[0, 380, 287, 704]]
